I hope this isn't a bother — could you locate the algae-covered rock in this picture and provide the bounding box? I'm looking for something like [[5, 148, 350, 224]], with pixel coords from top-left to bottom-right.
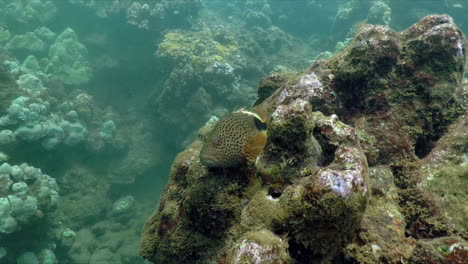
[[273, 109, 368, 261], [345, 166, 415, 263], [156, 29, 240, 72], [227, 229, 291, 264], [151, 28, 242, 138], [141, 88, 369, 263], [302, 15, 466, 165], [421, 113, 467, 237], [239, 191, 285, 231], [140, 141, 236, 263], [141, 15, 467, 263], [411, 236, 468, 263]]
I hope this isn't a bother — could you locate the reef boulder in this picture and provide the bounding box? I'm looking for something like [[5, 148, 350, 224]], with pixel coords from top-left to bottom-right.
[[140, 15, 467, 263]]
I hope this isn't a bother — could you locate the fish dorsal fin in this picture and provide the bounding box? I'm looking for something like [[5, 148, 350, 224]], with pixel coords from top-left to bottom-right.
[[232, 106, 245, 112], [243, 131, 267, 161]]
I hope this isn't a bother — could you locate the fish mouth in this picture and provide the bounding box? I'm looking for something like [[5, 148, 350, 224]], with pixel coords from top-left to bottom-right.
[[200, 152, 219, 167]]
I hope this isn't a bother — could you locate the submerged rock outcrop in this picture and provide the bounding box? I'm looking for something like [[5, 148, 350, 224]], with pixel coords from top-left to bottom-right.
[[141, 15, 467, 263]]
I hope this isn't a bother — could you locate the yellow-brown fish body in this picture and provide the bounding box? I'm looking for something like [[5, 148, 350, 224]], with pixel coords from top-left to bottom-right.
[[200, 107, 268, 168]]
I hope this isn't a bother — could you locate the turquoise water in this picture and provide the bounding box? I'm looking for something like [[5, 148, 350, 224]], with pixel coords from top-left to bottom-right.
[[0, 1, 466, 263]]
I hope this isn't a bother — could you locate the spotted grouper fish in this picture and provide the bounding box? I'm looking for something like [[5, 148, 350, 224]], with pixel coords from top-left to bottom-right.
[[200, 106, 268, 168]]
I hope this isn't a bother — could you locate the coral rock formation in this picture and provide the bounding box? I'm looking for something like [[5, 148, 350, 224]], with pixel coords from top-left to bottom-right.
[[141, 15, 467, 263]]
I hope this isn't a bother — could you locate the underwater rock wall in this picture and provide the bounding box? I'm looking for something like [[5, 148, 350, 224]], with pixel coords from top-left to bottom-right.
[[141, 15, 467, 263]]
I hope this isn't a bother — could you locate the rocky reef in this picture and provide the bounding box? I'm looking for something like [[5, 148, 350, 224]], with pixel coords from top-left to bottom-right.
[[148, 14, 315, 148], [141, 15, 467, 263], [67, 0, 201, 30]]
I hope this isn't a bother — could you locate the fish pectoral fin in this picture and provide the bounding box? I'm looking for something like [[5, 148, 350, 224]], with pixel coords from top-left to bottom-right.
[[244, 132, 267, 161]]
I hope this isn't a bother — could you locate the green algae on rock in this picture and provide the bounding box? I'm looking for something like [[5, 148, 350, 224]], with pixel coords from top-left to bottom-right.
[[140, 102, 370, 263], [421, 113, 467, 237], [227, 229, 291, 264], [157, 30, 240, 72], [345, 166, 415, 263]]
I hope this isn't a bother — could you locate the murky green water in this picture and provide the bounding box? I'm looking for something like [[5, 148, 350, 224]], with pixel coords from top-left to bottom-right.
[[0, 1, 466, 263]]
